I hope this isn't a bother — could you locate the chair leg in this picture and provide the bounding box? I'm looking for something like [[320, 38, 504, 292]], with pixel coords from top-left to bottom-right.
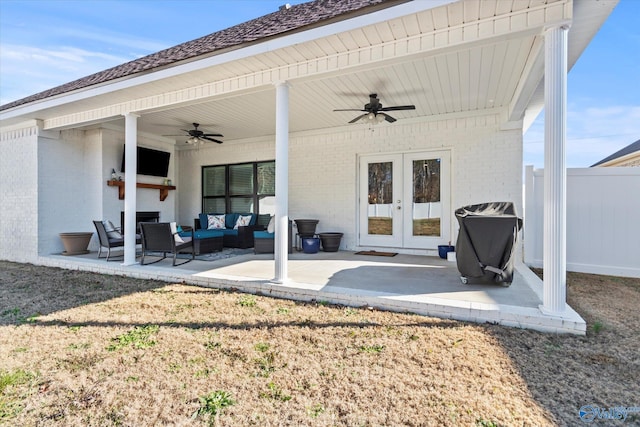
[[141, 251, 167, 265], [172, 251, 192, 266]]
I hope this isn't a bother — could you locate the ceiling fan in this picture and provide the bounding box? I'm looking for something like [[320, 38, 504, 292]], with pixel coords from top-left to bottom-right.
[[333, 93, 415, 124], [165, 123, 223, 144]]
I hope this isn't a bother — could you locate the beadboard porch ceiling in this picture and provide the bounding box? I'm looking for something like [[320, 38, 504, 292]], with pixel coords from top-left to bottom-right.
[[1, 0, 616, 143]]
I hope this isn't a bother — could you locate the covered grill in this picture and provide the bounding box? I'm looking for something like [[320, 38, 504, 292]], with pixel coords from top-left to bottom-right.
[[454, 202, 523, 286]]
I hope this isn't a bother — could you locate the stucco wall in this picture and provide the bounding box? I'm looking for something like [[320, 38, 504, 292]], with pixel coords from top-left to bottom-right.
[[0, 123, 39, 262], [177, 112, 523, 252]]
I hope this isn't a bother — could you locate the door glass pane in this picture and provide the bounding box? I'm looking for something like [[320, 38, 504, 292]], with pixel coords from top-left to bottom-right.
[[257, 162, 275, 195], [229, 164, 253, 195], [412, 159, 441, 236], [367, 162, 393, 235], [203, 198, 226, 213], [230, 197, 253, 213], [203, 166, 225, 197]]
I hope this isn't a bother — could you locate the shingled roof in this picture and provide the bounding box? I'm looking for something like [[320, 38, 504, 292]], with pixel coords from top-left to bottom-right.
[[591, 139, 640, 166], [0, 0, 397, 112]]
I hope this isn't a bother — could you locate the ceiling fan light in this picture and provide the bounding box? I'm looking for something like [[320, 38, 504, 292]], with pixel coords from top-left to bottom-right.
[[376, 114, 385, 123], [367, 112, 375, 121]]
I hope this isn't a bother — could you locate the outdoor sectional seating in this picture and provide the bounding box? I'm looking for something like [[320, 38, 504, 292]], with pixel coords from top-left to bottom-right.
[[195, 213, 260, 249], [178, 228, 223, 255], [254, 220, 293, 254]]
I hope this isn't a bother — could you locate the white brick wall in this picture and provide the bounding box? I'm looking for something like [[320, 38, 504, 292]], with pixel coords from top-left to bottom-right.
[[0, 123, 180, 261], [38, 129, 101, 255], [101, 128, 177, 231], [0, 124, 39, 262], [1, 114, 521, 260], [177, 112, 523, 251]]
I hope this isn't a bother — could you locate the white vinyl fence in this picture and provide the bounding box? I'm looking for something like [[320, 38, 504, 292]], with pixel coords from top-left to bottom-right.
[[524, 166, 640, 278]]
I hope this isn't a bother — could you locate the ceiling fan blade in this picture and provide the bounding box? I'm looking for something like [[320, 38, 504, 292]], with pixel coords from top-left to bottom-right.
[[334, 109, 366, 112], [349, 114, 368, 124], [380, 105, 415, 111], [379, 112, 397, 123], [202, 136, 223, 144], [203, 133, 224, 137], [180, 129, 191, 133]]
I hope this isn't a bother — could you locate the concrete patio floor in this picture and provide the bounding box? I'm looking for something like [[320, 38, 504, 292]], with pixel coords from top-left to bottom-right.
[[40, 250, 586, 334]]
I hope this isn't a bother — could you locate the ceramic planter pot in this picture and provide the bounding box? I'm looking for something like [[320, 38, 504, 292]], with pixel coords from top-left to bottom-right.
[[59, 232, 93, 255], [294, 219, 319, 237], [319, 232, 343, 252]]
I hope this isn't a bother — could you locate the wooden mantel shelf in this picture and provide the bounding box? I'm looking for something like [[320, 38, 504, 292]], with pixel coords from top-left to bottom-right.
[[107, 180, 176, 201]]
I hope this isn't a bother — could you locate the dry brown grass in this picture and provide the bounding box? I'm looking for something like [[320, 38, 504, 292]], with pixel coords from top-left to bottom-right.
[[1, 261, 638, 426]]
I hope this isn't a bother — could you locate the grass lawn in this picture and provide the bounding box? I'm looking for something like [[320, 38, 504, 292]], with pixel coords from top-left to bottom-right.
[[1, 261, 638, 426]]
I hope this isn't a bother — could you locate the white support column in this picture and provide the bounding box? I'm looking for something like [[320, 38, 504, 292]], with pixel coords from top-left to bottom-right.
[[541, 25, 569, 315], [273, 81, 290, 283], [123, 113, 139, 266]]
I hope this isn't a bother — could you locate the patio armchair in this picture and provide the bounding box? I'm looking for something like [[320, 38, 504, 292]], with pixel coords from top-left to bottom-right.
[[139, 222, 195, 266], [93, 220, 141, 261]]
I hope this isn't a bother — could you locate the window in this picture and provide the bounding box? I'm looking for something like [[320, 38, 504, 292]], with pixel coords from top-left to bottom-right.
[[202, 161, 275, 215]]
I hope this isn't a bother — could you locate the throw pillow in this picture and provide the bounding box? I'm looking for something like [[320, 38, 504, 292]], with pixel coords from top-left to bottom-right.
[[267, 216, 275, 233], [207, 214, 226, 230], [103, 220, 122, 239], [170, 222, 184, 243], [234, 214, 252, 230]]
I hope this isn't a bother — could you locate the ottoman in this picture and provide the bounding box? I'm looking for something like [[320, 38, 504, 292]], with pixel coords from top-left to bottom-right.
[[253, 221, 293, 254], [180, 229, 223, 255]]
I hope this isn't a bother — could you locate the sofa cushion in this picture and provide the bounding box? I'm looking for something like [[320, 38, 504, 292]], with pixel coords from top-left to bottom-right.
[[198, 213, 257, 230], [267, 216, 275, 233], [198, 213, 227, 230], [234, 214, 252, 229], [225, 213, 238, 229], [181, 229, 224, 240], [103, 220, 122, 239], [254, 231, 274, 239], [170, 222, 184, 243], [207, 214, 226, 230]]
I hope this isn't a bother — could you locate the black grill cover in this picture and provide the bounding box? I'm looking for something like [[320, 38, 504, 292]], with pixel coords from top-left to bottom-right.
[[455, 202, 523, 284]]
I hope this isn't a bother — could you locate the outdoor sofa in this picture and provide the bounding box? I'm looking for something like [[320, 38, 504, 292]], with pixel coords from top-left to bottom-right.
[[194, 213, 261, 249]]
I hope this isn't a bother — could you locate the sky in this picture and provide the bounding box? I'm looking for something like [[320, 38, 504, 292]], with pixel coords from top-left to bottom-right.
[[1, 0, 638, 168]]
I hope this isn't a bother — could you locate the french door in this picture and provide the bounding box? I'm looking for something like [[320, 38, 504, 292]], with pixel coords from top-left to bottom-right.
[[358, 151, 451, 250]]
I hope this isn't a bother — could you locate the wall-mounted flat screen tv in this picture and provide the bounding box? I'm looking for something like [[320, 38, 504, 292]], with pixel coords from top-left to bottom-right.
[[120, 146, 171, 177]]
